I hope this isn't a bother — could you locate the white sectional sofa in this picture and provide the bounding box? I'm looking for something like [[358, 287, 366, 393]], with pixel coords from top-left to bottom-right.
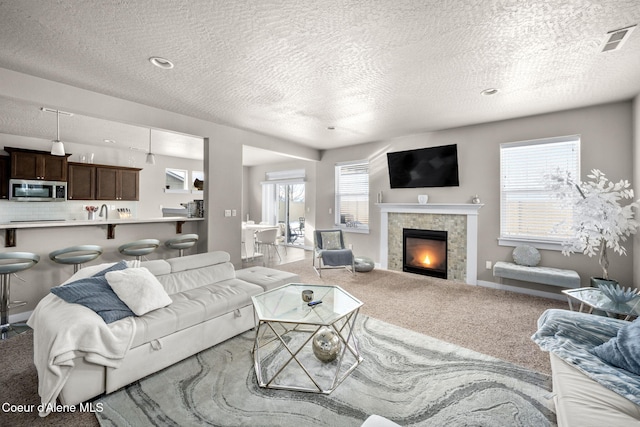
[[28, 251, 299, 414], [532, 309, 640, 426]]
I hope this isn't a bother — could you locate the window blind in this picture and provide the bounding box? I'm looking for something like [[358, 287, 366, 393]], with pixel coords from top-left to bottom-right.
[[335, 160, 369, 230], [500, 136, 580, 242]]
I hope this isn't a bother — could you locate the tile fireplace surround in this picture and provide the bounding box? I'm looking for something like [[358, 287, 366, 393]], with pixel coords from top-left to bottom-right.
[[377, 203, 483, 285]]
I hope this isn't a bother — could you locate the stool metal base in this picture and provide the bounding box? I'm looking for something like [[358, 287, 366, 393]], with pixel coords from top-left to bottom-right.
[[0, 322, 30, 340]]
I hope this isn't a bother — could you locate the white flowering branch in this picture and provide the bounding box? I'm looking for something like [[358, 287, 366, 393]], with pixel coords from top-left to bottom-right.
[[548, 169, 640, 280]]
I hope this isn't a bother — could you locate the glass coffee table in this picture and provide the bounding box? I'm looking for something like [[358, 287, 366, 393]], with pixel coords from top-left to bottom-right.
[[562, 287, 640, 321], [251, 283, 363, 394]]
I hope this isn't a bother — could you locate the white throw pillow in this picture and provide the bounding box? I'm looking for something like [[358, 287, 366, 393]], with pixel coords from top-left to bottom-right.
[[105, 267, 172, 315]]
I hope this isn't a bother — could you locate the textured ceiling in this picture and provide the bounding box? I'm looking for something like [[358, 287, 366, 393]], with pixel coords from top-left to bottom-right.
[[0, 0, 639, 159]]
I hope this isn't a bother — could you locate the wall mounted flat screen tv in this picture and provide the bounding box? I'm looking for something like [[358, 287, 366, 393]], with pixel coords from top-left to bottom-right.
[[387, 144, 460, 188]]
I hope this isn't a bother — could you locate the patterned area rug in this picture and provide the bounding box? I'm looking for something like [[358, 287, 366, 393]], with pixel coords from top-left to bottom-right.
[[96, 316, 556, 426]]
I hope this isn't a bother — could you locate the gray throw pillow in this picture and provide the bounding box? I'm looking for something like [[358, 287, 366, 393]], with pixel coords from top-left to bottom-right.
[[321, 232, 342, 250], [592, 318, 640, 376], [50, 261, 135, 324], [512, 245, 541, 267]]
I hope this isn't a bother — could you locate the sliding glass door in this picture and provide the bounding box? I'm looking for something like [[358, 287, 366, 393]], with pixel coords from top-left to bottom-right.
[[276, 183, 305, 246]]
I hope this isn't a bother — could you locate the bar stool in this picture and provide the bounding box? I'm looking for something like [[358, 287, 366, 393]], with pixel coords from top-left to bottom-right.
[[118, 239, 160, 261], [165, 234, 199, 257], [49, 245, 103, 274], [0, 252, 40, 339]]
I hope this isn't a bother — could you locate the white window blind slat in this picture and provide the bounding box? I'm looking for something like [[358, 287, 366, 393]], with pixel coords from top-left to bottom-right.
[[335, 160, 369, 230], [500, 136, 580, 242]]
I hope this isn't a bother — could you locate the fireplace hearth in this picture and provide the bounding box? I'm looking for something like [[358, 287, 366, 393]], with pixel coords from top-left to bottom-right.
[[403, 228, 447, 279]]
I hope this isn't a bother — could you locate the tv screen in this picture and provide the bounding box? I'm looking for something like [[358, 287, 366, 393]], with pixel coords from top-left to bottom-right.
[[387, 144, 460, 188]]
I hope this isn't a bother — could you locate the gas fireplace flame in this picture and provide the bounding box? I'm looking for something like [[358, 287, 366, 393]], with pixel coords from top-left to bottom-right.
[[423, 255, 431, 266]]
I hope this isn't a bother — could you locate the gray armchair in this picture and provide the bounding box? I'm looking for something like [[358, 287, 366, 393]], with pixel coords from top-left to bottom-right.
[[313, 229, 355, 277]]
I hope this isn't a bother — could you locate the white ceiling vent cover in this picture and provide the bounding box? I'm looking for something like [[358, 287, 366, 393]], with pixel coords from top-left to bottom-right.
[[601, 25, 636, 52]]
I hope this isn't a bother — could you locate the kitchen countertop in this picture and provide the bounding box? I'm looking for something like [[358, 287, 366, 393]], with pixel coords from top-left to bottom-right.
[[0, 216, 204, 230]]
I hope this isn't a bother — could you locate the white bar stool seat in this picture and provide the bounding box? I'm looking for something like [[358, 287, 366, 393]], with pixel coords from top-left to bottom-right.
[[49, 245, 103, 274], [165, 234, 199, 257], [0, 252, 40, 339], [118, 239, 160, 261]]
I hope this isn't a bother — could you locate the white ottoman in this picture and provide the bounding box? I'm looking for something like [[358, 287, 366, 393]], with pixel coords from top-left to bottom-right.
[[236, 266, 300, 292]]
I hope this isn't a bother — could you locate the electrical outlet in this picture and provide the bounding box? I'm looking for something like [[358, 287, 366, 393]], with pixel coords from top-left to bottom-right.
[[224, 209, 232, 217], [232, 209, 237, 216], [485, 261, 492, 270]]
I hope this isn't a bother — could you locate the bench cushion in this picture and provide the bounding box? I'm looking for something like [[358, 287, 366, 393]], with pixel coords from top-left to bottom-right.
[[493, 261, 580, 288]]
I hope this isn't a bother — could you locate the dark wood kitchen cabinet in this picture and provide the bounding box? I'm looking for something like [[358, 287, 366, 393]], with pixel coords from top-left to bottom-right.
[[96, 166, 140, 201], [0, 156, 9, 199], [67, 162, 96, 200], [6, 147, 68, 181]]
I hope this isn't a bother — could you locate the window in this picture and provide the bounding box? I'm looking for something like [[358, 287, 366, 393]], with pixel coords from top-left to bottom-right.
[[165, 168, 188, 192], [499, 135, 580, 248], [335, 160, 369, 232]]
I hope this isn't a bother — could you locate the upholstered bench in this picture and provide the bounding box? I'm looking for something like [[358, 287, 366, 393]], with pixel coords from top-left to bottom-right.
[[493, 261, 581, 288], [235, 266, 300, 292]]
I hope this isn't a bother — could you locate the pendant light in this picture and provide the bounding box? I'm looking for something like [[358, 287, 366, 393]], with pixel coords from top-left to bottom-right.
[[41, 107, 72, 156], [146, 128, 155, 164]]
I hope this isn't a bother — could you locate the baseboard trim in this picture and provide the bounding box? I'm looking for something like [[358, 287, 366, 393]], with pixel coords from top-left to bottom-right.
[[477, 280, 567, 301], [9, 310, 33, 324]]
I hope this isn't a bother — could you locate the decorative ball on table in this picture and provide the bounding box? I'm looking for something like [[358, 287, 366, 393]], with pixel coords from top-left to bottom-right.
[[312, 327, 342, 362]]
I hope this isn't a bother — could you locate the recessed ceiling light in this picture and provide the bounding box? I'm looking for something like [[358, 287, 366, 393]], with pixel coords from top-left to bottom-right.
[[149, 56, 174, 69], [104, 139, 116, 144], [481, 88, 499, 96]]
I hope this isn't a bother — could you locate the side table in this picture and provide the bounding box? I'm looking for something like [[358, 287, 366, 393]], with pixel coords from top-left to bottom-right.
[[562, 287, 640, 321]]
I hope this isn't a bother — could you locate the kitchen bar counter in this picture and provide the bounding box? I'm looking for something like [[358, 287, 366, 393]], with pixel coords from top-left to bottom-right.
[[1, 217, 204, 247]]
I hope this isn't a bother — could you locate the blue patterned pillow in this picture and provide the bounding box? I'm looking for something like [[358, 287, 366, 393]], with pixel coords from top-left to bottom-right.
[[592, 318, 640, 376], [51, 261, 135, 324]]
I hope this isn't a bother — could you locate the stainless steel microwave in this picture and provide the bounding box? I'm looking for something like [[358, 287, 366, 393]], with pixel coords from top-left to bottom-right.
[[9, 179, 67, 202]]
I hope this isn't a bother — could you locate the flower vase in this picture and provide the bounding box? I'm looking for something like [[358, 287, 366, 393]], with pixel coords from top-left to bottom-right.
[[88, 211, 96, 220]]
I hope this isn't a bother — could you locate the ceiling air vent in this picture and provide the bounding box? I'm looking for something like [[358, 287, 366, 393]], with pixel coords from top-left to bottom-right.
[[601, 25, 636, 52]]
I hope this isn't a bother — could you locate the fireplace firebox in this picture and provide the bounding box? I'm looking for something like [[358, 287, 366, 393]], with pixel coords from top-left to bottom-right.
[[403, 228, 447, 279]]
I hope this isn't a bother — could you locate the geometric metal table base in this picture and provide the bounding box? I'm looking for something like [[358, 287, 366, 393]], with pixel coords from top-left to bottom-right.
[[252, 309, 362, 394], [251, 283, 364, 394]]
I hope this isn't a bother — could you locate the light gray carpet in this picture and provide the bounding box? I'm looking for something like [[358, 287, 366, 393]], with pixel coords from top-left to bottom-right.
[[96, 316, 555, 426]]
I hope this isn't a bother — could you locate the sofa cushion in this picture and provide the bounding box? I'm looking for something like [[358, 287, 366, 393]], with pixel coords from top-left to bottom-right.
[[50, 261, 135, 324], [592, 318, 640, 376], [140, 259, 171, 276], [550, 353, 640, 427], [235, 266, 300, 292], [156, 261, 237, 295], [130, 278, 263, 348], [166, 251, 230, 273], [532, 309, 640, 406], [106, 267, 172, 316]]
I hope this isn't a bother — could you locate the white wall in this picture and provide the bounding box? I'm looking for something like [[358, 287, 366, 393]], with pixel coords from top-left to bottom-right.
[[633, 94, 640, 288], [0, 68, 321, 269], [315, 101, 635, 290]]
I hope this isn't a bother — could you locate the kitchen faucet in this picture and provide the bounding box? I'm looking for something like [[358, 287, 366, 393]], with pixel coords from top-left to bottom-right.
[[99, 204, 108, 220]]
